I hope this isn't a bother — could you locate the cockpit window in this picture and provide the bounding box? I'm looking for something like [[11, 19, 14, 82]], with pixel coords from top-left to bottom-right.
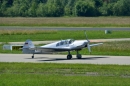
[[56, 39, 75, 47], [60, 41, 64, 45], [69, 40, 72, 44], [68, 39, 75, 44], [56, 43, 59, 46]]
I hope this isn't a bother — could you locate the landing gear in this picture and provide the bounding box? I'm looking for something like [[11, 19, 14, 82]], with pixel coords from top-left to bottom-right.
[[76, 50, 82, 59], [32, 53, 34, 58], [67, 54, 72, 59], [32, 56, 34, 58], [67, 51, 72, 59], [66, 51, 82, 59], [76, 54, 82, 59]]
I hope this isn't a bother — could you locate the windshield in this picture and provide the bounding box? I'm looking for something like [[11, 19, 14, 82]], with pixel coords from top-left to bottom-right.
[[67, 39, 75, 44], [56, 39, 75, 46]]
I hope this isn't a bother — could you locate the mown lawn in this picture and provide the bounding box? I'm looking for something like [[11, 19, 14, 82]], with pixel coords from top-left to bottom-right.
[[1, 41, 130, 56], [0, 30, 130, 42], [0, 63, 130, 86]]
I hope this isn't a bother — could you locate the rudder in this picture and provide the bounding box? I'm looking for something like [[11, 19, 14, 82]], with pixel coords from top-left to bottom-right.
[[22, 39, 35, 54]]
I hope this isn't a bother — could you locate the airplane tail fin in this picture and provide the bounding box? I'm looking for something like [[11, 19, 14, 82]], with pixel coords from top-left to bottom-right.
[[22, 39, 35, 54]]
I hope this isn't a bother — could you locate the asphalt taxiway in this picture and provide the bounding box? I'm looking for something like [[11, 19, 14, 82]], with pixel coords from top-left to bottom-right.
[[0, 54, 130, 65], [0, 26, 130, 30]]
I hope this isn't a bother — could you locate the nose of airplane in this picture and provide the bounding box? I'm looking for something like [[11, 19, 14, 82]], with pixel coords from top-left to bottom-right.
[[75, 41, 87, 47], [83, 41, 87, 47], [72, 41, 88, 48]]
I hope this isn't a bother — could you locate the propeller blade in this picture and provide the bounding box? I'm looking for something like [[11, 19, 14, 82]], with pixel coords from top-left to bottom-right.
[[84, 31, 88, 40], [84, 31, 91, 54], [87, 43, 91, 54]]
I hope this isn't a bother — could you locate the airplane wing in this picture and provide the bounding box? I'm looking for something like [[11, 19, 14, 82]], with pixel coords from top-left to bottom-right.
[[29, 43, 103, 51], [89, 43, 103, 47]]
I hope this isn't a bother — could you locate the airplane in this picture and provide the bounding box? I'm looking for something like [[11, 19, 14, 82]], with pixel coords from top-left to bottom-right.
[[22, 32, 103, 59]]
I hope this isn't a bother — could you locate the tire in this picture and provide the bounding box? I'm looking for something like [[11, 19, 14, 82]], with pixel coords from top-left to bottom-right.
[[77, 54, 82, 59], [67, 54, 72, 59], [32, 56, 34, 58]]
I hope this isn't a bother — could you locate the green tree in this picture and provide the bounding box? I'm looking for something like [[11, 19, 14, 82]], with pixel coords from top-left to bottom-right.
[[28, 1, 37, 17], [1, 0, 130, 17], [64, 0, 76, 16], [93, 0, 103, 16], [75, 0, 96, 17], [107, 3, 114, 16], [44, 0, 65, 17], [99, 2, 108, 16], [0, 0, 8, 16], [6, 0, 29, 17], [93, 0, 103, 7], [113, 0, 130, 16], [109, 0, 119, 3], [36, 3, 46, 16], [7, 0, 20, 16]]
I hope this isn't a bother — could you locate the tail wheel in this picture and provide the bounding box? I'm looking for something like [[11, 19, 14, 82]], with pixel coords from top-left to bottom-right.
[[32, 56, 34, 58], [32, 53, 34, 58]]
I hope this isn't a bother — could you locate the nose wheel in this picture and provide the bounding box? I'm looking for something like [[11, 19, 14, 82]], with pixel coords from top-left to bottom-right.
[[67, 51, 72, 59]]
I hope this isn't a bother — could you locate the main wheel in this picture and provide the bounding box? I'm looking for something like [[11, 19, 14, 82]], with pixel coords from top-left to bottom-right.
[[67, 54, 72, 59], [76, 54, 82, 59]]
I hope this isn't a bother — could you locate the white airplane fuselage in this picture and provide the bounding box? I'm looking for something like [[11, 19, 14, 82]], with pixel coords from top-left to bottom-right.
[[38, 40, 88, 52], [22, 38, 103, 59]]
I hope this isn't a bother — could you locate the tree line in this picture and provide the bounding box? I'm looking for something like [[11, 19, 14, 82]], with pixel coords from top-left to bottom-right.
[[0, 0, 130, 17]]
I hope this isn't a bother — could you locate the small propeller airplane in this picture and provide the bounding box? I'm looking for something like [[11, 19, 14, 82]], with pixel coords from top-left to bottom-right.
[[22, 32, 103, 59]]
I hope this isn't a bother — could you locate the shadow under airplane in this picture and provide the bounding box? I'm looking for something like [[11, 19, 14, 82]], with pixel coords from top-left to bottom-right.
[[37, 56, 109, 62]]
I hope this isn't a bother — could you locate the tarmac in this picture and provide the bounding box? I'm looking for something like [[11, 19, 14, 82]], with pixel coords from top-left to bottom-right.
[[0, 54, 130, 65]]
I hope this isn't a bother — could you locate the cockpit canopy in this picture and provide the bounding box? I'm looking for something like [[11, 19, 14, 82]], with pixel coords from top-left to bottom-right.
[[56, 39, 75, 46]]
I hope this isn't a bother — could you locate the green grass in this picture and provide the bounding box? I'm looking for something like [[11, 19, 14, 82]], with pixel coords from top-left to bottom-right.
[[1, 41, 130, 56], [0, 17, 130, 27], [1, 75, 130, 86], [0, 41, 130, 56], [0, 30, 130, 42], [86, 41, 130, 56], [0, 30, 57, 35], [0, 30, 130, 56], [0, 63, 130, 86]]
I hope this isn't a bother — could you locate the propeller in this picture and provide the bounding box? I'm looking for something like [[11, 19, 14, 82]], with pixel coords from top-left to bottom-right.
[[84, 31, 91, 54]]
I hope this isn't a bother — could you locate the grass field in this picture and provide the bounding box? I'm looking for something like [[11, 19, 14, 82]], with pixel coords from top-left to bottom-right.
[[1, 41, 130, 56], [0, 30, 130, 55], [0, 62, 130, 86], [0, 17, 130, 27], [0, 30, 130, 42]]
